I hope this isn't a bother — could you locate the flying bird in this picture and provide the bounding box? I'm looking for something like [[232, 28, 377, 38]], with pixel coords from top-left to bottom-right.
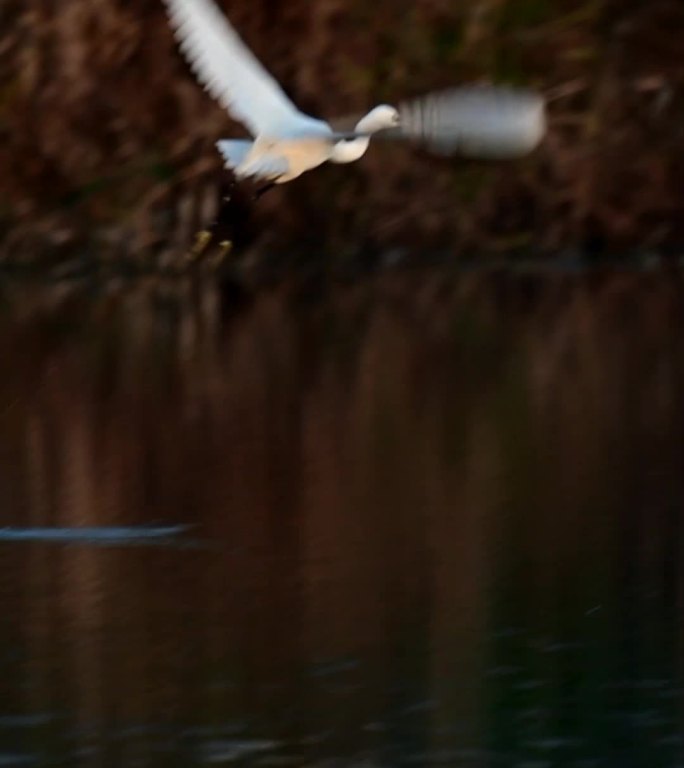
[[163, 0, 546, 191]]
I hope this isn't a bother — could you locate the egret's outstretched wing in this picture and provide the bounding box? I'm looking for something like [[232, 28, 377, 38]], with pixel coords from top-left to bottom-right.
[[332, 87, 546, 159], [216, 139, 253, 170], [164, 0, 303, 136], [398, 87, 546, 158], [237, 154, 289, 181]]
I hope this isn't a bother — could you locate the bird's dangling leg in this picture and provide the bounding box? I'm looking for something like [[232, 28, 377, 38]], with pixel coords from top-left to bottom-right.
[[187, 178, 241, 264]]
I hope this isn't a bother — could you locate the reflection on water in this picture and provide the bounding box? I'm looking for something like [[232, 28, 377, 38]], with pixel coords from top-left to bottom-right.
[[0, 270, 682, 767], [0, 527, 193, 544]]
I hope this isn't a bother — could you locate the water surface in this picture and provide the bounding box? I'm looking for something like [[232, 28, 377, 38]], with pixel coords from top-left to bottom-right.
[[0, 271, 682, 767]]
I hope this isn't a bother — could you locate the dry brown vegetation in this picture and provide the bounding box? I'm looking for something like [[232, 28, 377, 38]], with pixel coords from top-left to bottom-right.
[[1, 0, 684, 264]]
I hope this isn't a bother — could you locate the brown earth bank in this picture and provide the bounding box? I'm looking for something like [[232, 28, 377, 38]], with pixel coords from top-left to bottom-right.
[[1, 0, 684, 267]]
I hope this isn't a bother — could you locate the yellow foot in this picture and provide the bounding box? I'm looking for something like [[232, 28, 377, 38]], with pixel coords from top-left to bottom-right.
[[207, 239, 233, 269], [189, 229, 213, 259]]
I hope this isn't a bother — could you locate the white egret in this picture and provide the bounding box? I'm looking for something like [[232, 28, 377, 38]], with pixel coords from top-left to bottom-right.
[[163, 0, 546, 191]]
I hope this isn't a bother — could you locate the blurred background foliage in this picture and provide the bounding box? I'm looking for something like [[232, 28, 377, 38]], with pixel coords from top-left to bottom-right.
[[1, 0, 684, 266]]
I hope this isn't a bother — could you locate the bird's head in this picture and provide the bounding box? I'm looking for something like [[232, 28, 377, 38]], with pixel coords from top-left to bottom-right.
[[356, 105, 400, 134]]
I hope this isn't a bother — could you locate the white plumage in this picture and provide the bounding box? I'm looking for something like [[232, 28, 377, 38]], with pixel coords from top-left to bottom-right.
[[163, 0, 546, 187], [164, 0, 399, 184], [165, 0, 313, 137]]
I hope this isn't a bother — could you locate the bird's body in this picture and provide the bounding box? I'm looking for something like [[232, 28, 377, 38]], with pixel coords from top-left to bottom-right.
[[223, 124, 335, 184], [163, 0, 546, 191], [163, 0, 399, 185], [216, 112, 390, 183]]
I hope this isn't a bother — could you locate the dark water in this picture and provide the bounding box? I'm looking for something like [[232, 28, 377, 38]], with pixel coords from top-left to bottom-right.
[[0, 271, 683, 768]]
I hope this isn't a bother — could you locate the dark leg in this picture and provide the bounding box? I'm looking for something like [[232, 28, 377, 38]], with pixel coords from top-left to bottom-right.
[[190, 176, 256, 262]]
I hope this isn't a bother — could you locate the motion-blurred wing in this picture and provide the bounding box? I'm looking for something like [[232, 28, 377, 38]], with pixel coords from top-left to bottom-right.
[[164, 0, 304, 136], [398, 86, 546, 159], [237, 154, 289, 181]]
